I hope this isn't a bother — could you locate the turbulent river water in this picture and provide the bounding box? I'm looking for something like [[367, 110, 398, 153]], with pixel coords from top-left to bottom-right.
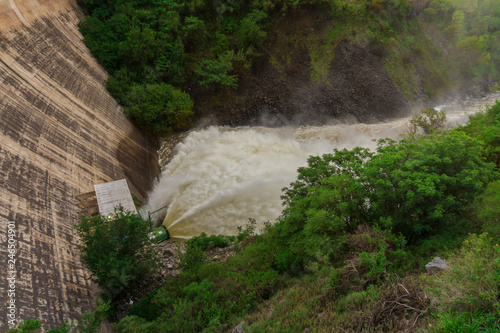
[[147, 93, 500, 241]]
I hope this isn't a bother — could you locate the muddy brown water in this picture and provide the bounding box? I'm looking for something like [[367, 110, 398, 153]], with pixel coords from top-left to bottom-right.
[[149, 93, 500, 241]]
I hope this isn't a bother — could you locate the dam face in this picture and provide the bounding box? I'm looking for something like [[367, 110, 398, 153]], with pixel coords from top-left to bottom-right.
[[0, 0, 158, 329]]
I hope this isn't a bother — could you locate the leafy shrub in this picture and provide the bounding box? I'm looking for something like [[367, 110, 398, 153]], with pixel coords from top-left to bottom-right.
[[459, 100, 500, 166], [276, 128, 496, 270], [187, 232, 235, 250], [366, 132, 497, 240], [8, 301, 110, 333], [407, 107, 447, 136], [178, 243, 208, 271], [236, 10, 268, 49], [75, 208, 159, 301], [125, 83, 194, 134], [105, 67, 137, 105], [178, 232, 235, 271], [195, 51, 241, 88], [475, 181, 500, 242], [426, 233, 500, 331], [277, 147, 372, 265]]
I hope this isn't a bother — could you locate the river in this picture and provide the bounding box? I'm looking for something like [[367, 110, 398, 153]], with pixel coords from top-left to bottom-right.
[[147, 93, 500, 241]]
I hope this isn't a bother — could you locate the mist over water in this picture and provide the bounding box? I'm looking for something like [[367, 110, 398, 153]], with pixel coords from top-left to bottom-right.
[[147, 93, 500, 241]]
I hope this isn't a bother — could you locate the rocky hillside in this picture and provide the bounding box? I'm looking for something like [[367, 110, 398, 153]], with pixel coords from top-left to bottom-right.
[[77, 0, 500, 133], [193, 12, 411, 126], [0, 0, 158, 330]]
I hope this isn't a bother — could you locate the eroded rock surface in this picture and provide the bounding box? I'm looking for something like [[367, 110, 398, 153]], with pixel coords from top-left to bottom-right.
[[0, 0, 158, 330]]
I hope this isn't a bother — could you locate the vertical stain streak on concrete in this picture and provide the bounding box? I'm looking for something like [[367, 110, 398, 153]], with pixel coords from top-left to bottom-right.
[[50, 200, 69, 323], [0, 0, 159, 330]]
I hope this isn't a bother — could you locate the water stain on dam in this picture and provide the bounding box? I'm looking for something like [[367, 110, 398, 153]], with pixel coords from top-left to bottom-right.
[[0, 0, 158, 329]]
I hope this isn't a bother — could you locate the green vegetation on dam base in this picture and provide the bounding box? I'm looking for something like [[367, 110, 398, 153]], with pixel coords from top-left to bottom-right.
[[77, 0, 500, 134]]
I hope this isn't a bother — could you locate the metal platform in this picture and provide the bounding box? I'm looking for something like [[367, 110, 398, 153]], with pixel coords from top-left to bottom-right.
[[94, 179, 137, 217]]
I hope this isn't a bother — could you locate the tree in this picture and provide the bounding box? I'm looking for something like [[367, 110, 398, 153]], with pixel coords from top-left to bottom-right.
[[125, 83, 194, 133], [195, 51, 241, 88], [277, 128, 497, 267], [365, 132, 497, 239], [276, 147, 372, 266], [407, 107, 447, 136], [236, 10, 268, 49], [75, 209, 159, 301], [458, 100, 500, 166], [120, 26, 160, 70], [475, 181, 500, 242]]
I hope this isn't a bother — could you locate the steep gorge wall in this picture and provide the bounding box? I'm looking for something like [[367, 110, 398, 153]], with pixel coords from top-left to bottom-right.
[[409, 0, 431, 16], [0, 0, 158, 329]]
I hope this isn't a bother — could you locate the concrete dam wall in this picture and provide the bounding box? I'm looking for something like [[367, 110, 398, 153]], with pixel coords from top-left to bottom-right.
[[0, 0, 158, 329]]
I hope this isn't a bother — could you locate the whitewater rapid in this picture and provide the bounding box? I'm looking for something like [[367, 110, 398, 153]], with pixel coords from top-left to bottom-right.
[[147, 93, 500, 241]]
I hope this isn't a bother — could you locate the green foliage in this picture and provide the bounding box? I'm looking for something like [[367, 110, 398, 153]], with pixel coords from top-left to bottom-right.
[[236, 10, 268, 49], [75, 208, 159, 301], [120, 26, 160, 69], [8, 320, 42, 333], [475, 181, 500, 242], [427, 233, 500, 332], [458, 101, 500, 166], [195, 51, 241, 88], [187, 232, 235, 250], [422, 0, 500, 87], [178, 233, 235, 271], [76, 300, 111, 333], [114, 234, 283, 332], [366, 132, 496, 239], [8, 301, 111, 333], [125, 83, 194, 133], [105, 67, 137, 105], [276, 126, 496, 270], [78, 0, 500, 134], [236, 218, 258, 242], [408, 107, 447, 136], [431, 310, 500, 333], [178, 243, 208, 271]]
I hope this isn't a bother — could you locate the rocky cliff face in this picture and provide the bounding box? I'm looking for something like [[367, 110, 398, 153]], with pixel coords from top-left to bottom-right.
[[0, 0, 158, 329], [408, 0, 431, 17], [194, 10, 410, 127]]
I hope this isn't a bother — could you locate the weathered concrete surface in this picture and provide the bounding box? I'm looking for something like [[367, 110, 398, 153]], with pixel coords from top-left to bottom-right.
[[0, 0, 158, 330]]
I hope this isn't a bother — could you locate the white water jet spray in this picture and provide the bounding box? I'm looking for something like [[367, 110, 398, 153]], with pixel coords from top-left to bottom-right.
[[147, 93, 500, 241]]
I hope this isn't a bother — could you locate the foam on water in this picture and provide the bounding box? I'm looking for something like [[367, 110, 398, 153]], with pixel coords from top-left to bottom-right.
[[148, 93, 500, 241]]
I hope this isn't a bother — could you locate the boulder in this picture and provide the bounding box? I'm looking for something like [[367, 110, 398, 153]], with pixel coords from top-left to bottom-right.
[[425, 257, 448, 274], [232, 321, 246, 333]]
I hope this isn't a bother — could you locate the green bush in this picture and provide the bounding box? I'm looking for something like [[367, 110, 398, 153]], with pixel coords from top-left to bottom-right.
[[75, 209, 159, 301], [427, 233, 500, 332], [276, 128, 496, 269], [475, 181, 500, 242], [125, 83, 194, 133], [366, 132, 497, 240], [195, 51, 240, 88], [8, 301, 110, 333], [187, 232, 235, 250], [407, 107, 447, 136], [459, 101, 500, 166], [236, 10, 268, 49]]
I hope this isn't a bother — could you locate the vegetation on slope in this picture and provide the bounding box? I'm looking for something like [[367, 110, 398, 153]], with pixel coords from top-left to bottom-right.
[[387, 0, 500, 100], [77, 0, 500, 133], [9, 101, 500, 333], [104, 102, 499, 332]]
